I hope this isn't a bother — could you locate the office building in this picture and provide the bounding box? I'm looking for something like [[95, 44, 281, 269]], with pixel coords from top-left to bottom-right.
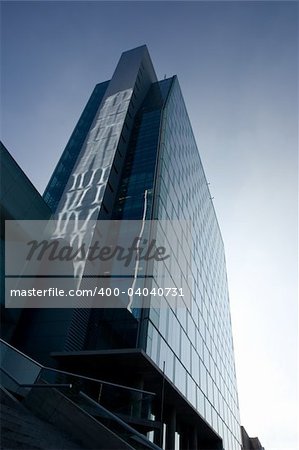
[[241, 427, 265, 450], [0, 142, 51, 342], [8, 46, 242, 449]]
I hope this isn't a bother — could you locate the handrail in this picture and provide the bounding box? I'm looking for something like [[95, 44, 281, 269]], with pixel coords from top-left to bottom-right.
[[0, 338, 43, 368], [0, 338, 156, 396], [42, 366, 155, 396], [79, 391, 162, 450], [1, 365, 161, 450], [0, 367, 72, 389], [0, 340, 162, 450]]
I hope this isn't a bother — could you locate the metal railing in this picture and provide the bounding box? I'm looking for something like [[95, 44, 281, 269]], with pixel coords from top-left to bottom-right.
[[0, 338, 161, 450], [0, 338, 155, 394], [0, 367, 72, 388]]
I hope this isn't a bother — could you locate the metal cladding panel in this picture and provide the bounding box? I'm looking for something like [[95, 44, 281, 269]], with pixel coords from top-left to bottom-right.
[[42, 47, 159, 352], [101, 45, 157, 102], [43, 82, 109, 212], [51, 46, 157, 280]]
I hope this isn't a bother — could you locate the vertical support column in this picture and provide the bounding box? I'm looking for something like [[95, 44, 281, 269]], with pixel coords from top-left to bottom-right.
[[152, 396, 163, 447], [166, 406, 176, 450], [131, 375, 144, 418], [180, 428, 189, 450], [154, 426, 163, 447], [189, 426, 198, 450]]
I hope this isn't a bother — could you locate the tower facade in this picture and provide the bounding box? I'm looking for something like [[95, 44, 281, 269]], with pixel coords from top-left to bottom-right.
[[15, 46, 241, 450]]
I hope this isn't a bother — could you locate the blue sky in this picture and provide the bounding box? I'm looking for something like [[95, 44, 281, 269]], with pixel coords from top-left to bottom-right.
[[1, 2, 298, 449]]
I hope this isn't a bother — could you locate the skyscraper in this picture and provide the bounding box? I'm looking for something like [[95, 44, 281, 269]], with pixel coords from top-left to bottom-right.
[[12, 46, 241, 450]]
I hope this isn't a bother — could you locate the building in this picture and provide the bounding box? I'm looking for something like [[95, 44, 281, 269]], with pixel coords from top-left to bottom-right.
[[0, 142, 51, 342], [241, 427, 265, 450], [7, 46, 242, 450]]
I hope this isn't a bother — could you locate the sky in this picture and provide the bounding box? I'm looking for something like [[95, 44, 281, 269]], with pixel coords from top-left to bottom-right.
[[1, 1, 298, 449]]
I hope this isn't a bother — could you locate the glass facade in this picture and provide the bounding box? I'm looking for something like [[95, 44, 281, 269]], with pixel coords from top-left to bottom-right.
[[44, 81, 110, 212], [113, 79, 172, 221], [107, 71, 242, 448], [144, 77, 241, 450], [7, 46, 242, 449]]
